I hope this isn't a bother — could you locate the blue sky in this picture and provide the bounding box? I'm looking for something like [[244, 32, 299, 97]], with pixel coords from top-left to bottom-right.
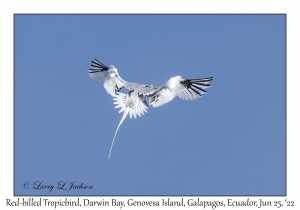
[[14, 14, 285, 196]]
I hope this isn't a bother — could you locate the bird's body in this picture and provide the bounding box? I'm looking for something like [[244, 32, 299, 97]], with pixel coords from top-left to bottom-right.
[[88, 59, 213, 158]]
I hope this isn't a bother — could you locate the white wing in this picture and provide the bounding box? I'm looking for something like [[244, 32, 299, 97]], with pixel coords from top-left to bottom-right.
[[149, 76, 213, 108], [108, 91, 148, 159], [88, 59, 126, 96]]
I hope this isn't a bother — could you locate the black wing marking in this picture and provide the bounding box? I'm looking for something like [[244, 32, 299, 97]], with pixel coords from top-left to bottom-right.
[[149, 91, 160, 104], [180, 77, 213, 96], [89, 58, 109, 72], [88, 59, 110, 83]]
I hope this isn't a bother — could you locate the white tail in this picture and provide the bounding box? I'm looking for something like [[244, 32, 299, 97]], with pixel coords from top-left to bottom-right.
[[108, 109, 129, 159]]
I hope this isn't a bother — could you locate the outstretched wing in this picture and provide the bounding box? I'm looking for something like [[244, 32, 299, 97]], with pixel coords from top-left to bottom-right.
[[88, 59, 126, 96], [149, 76, 213, 108]]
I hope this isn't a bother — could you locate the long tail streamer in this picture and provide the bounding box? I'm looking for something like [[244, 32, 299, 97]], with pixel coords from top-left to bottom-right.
[[108, 109, 129, 159]]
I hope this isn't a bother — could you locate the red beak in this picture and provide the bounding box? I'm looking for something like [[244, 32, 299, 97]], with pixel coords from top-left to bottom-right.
[[143, 99, 148, 107]]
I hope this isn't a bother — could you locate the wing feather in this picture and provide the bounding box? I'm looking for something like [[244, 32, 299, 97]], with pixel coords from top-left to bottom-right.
[[177, 77, 213, 100], [149, 76, 213, 107], [149, 87, 177, 108], [88, 59, 109, 82], [88, 59, 126, 96]]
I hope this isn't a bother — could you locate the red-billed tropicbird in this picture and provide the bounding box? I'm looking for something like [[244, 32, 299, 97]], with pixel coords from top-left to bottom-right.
[[88, 59, 213, 158]]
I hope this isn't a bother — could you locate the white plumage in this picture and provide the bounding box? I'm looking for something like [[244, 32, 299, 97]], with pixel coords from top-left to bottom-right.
[[148, 76, 213, 107], [108, 91, 148, 159], [88, 59, 213, 158]]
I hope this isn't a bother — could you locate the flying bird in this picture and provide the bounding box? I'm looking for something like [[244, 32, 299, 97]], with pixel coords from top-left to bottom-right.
[[88, 59, 213, 158]]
